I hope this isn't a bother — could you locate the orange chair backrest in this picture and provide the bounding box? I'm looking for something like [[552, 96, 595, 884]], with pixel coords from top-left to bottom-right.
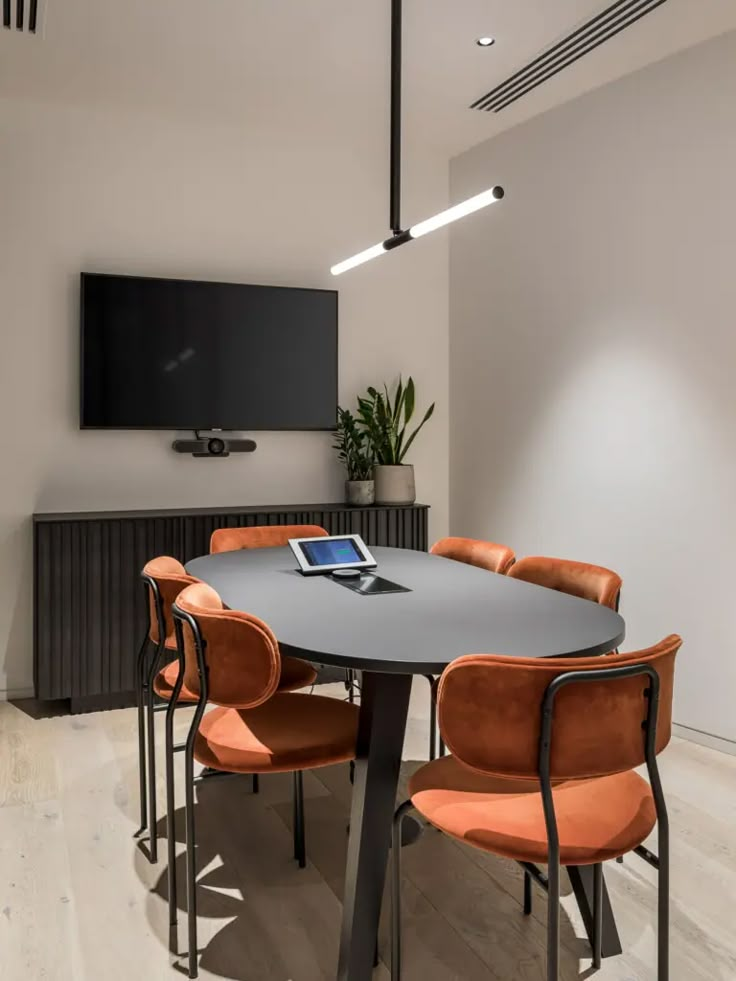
[[430, 537, 515, 575], [438, 635, 681, 780], [142, 556, 199, 646], [508, 555, 622, 609], [174, 581, 281, 710], [209, 524, 329, 554]]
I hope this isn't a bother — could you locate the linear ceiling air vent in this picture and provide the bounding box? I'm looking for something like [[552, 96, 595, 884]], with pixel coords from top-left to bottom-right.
[[471, 0, 670, 113], [2, 0, 41, 33]]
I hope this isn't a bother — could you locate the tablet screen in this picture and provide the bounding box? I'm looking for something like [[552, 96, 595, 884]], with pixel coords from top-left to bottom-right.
[[301, 537, 364, 567]]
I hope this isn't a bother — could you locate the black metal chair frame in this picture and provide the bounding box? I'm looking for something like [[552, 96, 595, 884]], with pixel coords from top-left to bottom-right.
[[136, 573, 267, 866], [424, 674, 444, 761], [392, 660, 670, 981], [167, 603, 307, 980], [135, 573, 176, 864]]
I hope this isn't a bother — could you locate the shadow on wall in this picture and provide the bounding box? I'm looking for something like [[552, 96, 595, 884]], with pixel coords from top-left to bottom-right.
[[453, 235, 734, 553]]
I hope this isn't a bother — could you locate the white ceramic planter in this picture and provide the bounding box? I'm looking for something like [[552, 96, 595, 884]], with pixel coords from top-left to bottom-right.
[[345, 479, 375, 507], [373, 464, 416, 505]]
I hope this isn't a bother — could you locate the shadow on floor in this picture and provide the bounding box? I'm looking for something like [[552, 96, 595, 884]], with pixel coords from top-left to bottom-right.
[[133, 762, 596, 981], [10, 697, 71, 720]]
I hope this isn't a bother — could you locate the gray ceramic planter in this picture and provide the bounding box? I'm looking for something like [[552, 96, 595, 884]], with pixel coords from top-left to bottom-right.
[[373, 464, 416, 505], [345, 479, 375, 507]]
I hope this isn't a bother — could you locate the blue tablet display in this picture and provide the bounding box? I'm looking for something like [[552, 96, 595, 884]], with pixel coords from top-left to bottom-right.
[[302, 538, 363, 567]]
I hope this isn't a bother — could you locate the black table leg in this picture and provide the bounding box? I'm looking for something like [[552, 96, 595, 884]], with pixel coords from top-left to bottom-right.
[[337, 671, 413, 981], [568, 866, 622, 958]]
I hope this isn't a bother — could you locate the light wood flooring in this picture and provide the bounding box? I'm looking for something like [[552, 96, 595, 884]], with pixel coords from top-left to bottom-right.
[[0, 680, 735, 981]]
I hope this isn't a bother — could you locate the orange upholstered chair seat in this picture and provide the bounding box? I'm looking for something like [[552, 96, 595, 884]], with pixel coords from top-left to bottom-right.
[[393, 636, 680, 981], [409, 755, 656, 866], [194, 692, 358, 773], [430, 536, 515, 575], [508, 555, 622, 610], [210, 524, 329, 554], [153, 652, 317, 702]]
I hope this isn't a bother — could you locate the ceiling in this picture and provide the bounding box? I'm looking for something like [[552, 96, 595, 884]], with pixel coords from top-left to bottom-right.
[[1, 0, 735, 158]]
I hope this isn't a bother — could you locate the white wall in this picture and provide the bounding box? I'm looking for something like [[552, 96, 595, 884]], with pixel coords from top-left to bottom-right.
[[449, 31, 736, 742], [0, 97, 449, 697]]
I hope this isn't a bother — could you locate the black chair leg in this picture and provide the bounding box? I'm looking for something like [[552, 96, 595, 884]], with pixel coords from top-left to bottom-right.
[[252, 774, 260, 794], [134, 636, 149, 838], [523, 869, 533, 915], [429, 677, 447, 758], [293, 771, 306, 868], [546, 855, 560, 981], [185, 742, 199, 979], [391, 801, 413, 980], [292, 773, 297, 857], [146, 689, 158, 863], [424, 675, 436, 761], [593, 863, 603, 969], [658, 828, 670, 980], [145, 640, 164, 864], [165, 701, 180, 951]]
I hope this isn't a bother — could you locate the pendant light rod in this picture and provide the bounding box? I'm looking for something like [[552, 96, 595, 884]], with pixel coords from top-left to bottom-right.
[[330, 0, 506, 276], [390, 0, 403, 235]]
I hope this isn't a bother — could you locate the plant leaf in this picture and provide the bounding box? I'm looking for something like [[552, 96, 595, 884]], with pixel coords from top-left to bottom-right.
[[399, 401, 435, 462], [392, 377, 404, 428], [403, 376, 415, 426]]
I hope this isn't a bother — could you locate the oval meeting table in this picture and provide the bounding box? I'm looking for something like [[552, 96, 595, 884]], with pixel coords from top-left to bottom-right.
[[188, 545, 626, 981]]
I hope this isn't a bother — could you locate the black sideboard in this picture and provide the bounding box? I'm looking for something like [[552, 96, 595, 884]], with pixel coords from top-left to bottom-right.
[[33, 502, 430, 712]]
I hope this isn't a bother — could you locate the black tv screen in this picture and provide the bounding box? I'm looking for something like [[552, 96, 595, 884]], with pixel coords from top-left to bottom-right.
[[80, 273, 338, 430]]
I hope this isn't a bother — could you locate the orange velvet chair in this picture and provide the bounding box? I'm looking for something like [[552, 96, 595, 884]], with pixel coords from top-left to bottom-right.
[[508, 555, 622, 611], [168, 582, 359, 979], [507, 553, 624, 881], [138, 556, 318, 866], [391, 635, 681, 981], [209, 523, 329, 554], [430, 536, 516, 576], [208, 523, 349, 698], [425, 537, 516, 760]]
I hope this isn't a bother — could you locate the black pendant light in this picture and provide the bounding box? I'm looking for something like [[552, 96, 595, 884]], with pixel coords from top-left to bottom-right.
[[331, 0, 504, 276]]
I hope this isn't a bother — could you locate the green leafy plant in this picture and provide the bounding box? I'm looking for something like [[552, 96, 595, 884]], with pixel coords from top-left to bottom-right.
[[356, 376, 435, 465], [333, 407, 374, 481]]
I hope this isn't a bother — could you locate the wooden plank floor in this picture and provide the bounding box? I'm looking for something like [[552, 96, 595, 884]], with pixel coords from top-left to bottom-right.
[[0, 680, 735, 980]]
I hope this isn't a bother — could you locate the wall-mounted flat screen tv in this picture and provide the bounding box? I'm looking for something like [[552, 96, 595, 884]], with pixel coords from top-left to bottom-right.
[[80, 273, 338, 430]]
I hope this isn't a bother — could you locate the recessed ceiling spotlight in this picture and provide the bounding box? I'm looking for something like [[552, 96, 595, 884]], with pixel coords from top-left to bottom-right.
[[476, 36, 496, 47]]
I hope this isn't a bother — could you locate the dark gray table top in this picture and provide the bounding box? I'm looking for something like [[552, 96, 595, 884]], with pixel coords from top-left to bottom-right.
[[186, 546, 625, 675]]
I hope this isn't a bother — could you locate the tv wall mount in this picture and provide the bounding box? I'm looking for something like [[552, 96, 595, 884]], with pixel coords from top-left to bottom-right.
[[172, 431, 257, 458]]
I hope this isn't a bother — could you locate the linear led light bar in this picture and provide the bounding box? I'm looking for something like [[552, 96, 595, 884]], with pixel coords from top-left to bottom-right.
[[472, 0, 669, 113], [331, 185, 505, 276]]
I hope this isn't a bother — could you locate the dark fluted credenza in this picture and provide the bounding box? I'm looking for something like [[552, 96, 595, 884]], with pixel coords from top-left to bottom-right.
[[33, 502, 429, 712]]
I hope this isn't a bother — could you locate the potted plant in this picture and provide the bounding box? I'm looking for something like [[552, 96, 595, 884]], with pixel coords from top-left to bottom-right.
[[333, 407, 375, 506], [357, 376, 434, 505]]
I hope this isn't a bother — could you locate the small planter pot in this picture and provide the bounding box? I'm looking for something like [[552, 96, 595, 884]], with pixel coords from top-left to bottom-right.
[[373, 464, 416, 505], [345, 479, 375, 507]]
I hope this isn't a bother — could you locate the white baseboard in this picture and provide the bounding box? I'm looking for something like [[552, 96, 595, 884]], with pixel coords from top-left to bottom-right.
[[0, 687, 35, 702], [674, 722, 736, 757]]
